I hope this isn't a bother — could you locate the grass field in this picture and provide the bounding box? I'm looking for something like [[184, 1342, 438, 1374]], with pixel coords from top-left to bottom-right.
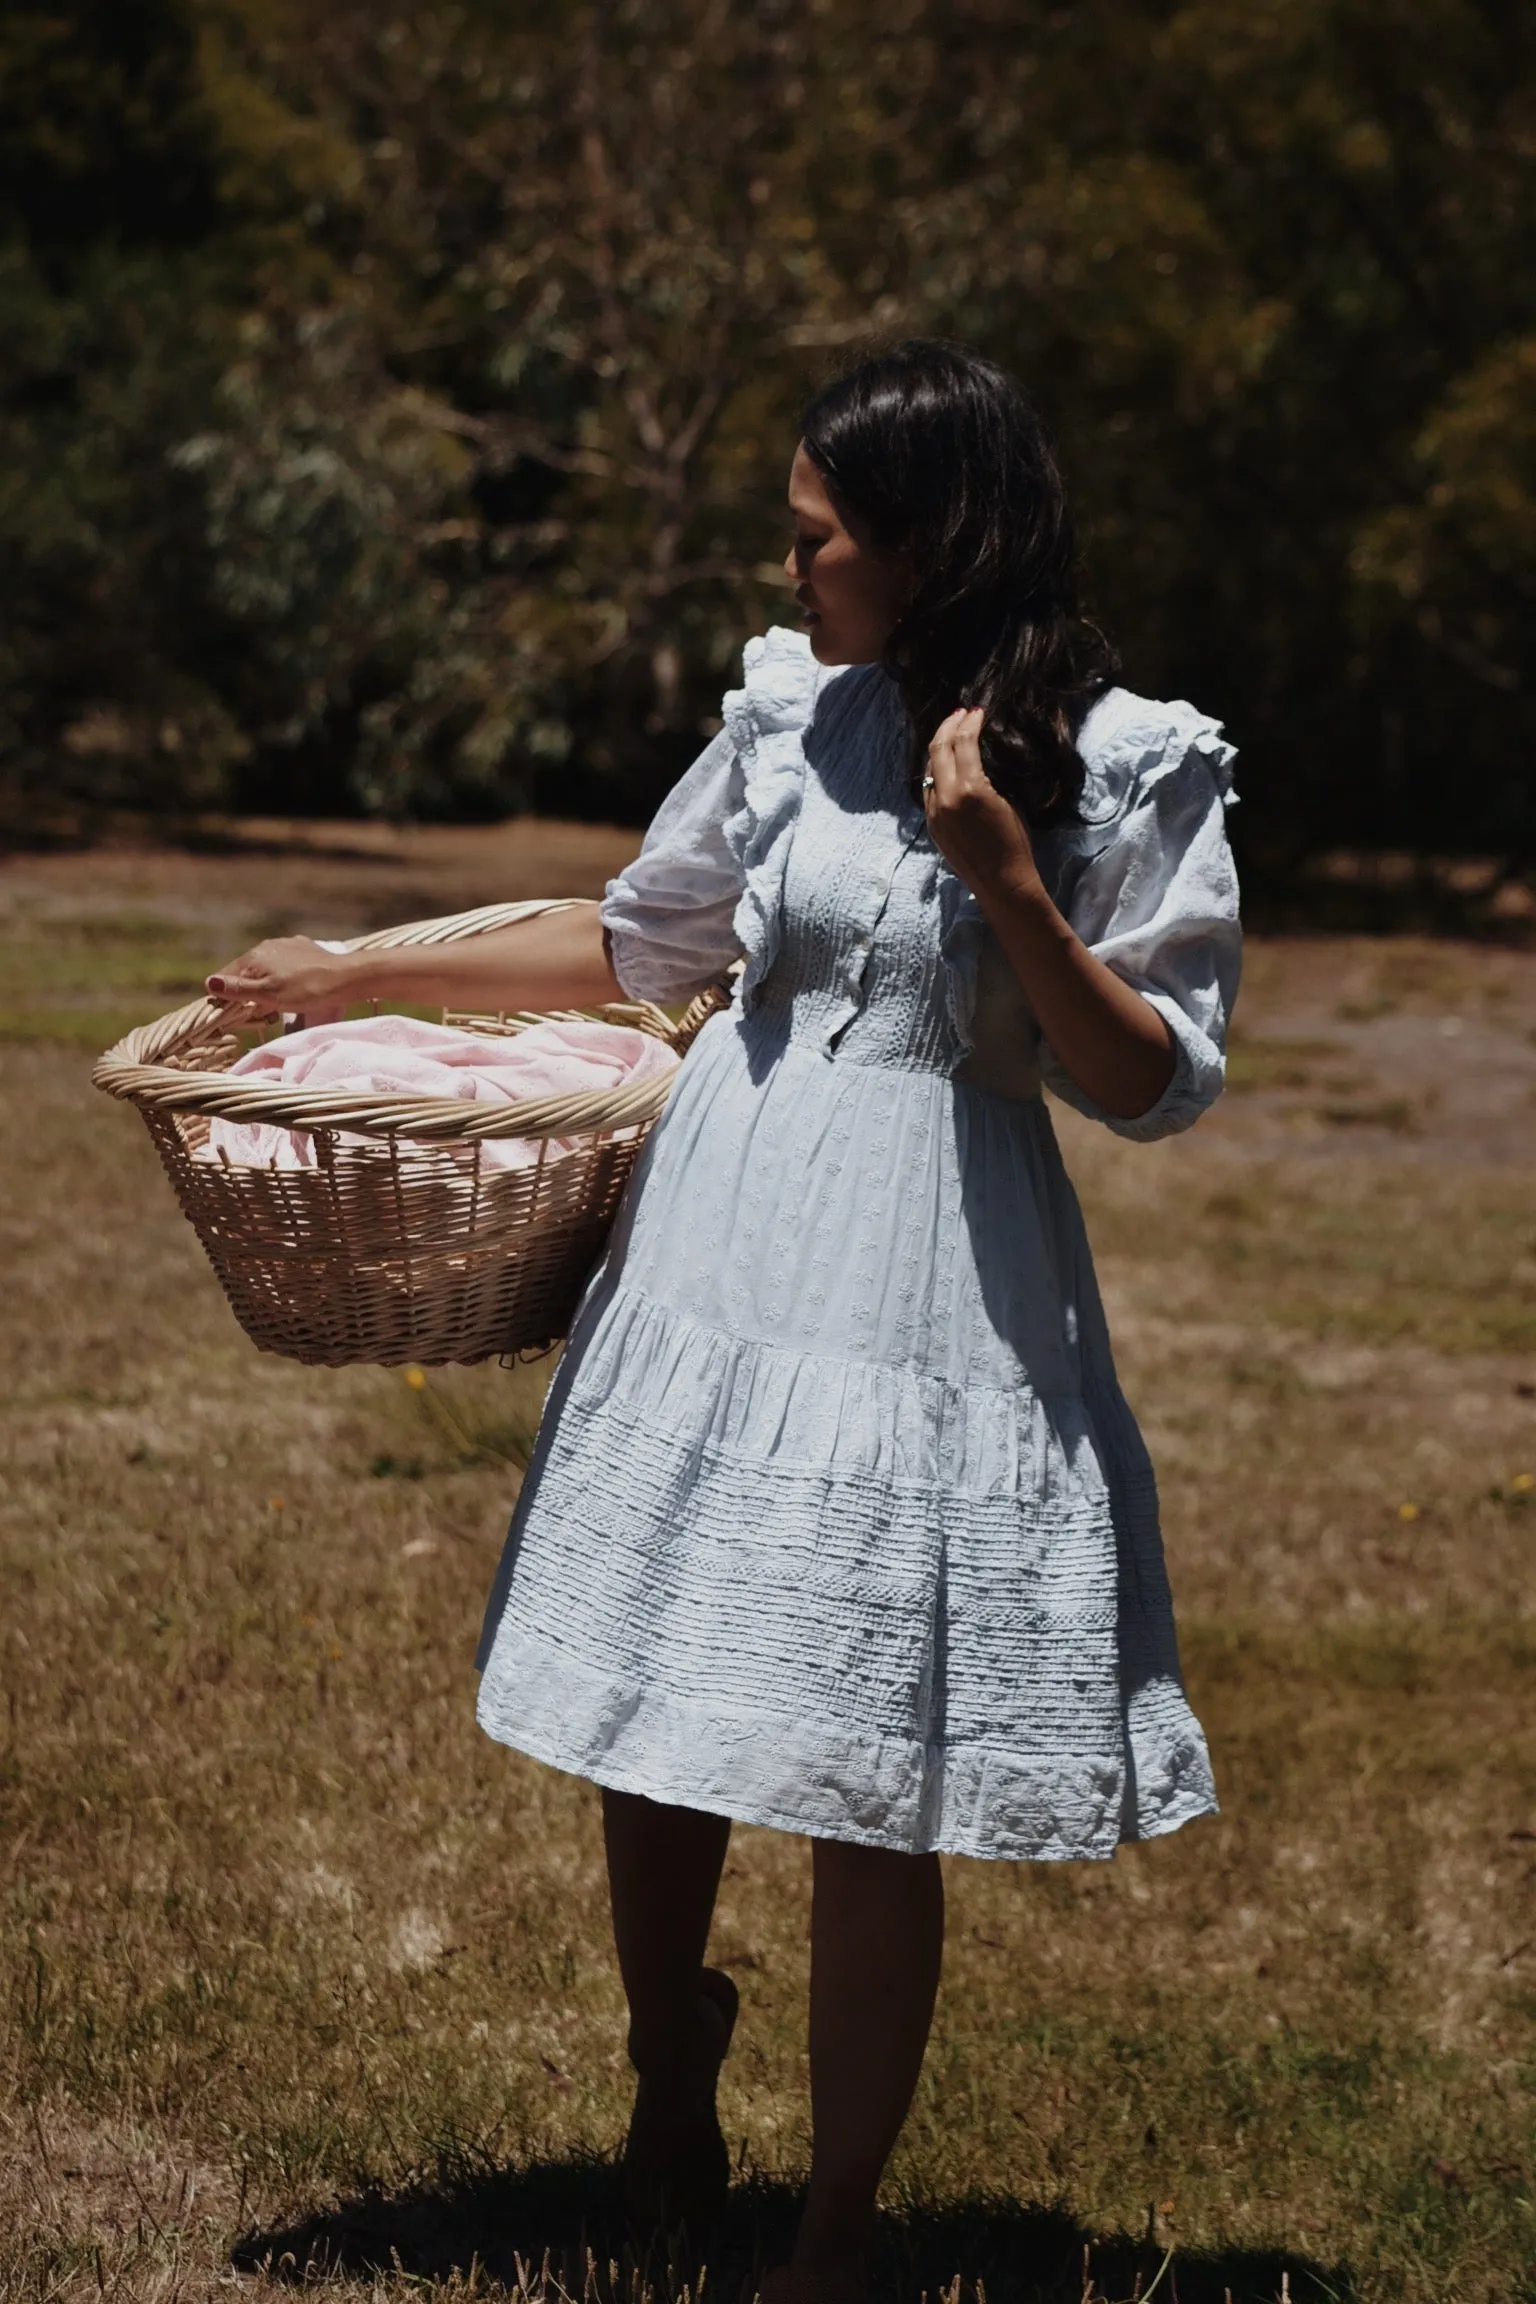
[[1, 824, 1533, 2304]]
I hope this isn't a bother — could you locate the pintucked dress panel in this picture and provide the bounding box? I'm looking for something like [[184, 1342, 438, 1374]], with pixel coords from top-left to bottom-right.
[[475, 630, 1241, 1860]]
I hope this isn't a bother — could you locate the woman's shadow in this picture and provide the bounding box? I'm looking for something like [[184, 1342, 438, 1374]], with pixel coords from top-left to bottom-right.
[[233, 2153, 1353, 2302]]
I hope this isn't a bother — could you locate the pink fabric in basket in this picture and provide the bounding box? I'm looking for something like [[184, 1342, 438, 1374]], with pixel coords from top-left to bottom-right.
[[198, 1013, 680, 1171]]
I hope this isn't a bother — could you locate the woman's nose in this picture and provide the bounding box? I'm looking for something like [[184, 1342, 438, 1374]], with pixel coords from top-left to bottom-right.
[[782, 542, 798, 584]]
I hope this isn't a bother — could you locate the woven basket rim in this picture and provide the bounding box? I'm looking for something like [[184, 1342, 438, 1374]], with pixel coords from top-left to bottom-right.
[[91, 897, 722, 1144]]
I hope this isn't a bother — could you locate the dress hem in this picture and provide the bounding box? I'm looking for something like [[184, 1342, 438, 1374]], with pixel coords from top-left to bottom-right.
[[475, 1649, 1220, 1864]]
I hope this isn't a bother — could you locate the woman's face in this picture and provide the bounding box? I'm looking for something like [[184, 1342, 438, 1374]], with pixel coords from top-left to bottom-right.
[[784, 442, 910, 665]]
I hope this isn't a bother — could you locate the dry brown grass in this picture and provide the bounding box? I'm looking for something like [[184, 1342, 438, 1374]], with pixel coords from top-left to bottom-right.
[[1, 827, 1533, 2304]]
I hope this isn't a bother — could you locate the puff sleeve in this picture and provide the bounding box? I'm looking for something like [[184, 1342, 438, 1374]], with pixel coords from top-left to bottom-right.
[[597, 628, 824, 1005], [597, 730, 748, 1003], [1039, 695, 1241, 1143]]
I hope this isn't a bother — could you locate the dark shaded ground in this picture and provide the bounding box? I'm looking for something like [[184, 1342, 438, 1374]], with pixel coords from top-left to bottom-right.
[[235, 2154, 1351, 2304]]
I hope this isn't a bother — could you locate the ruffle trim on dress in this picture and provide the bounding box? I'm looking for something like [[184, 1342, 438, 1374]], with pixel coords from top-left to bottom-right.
[[920, 694, 1238, 1066], [474, 1276, 1223, 1859], [558, 1277, 1152, 1514], [476, 1277, 1222, 1858], [1077, 690, 1239, 829], [714, 630, 1015, 1069], [477, 1630, 1219, 1860], [721, 629, 825, 1005]]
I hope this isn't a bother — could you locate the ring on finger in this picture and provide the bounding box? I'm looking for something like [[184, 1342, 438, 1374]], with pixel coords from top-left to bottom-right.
[[921, 772, 936, 792]]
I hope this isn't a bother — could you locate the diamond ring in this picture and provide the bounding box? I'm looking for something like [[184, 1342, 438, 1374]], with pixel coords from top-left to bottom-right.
[[921, 773, 936, 792]]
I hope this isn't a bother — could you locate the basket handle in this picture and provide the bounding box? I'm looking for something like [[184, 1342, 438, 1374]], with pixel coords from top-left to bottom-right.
[[339, 896, 588, 955], [116, 899, 592, 1067], [92, 904, 739, 1143]]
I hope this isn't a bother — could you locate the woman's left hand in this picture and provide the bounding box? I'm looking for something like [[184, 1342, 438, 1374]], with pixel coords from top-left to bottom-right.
[[926, 709, 1177, 1120], [922, 708, 1039, 897]]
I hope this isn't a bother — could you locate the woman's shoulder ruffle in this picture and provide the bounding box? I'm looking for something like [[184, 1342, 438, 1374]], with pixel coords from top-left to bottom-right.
[[719, 628, 824, 1003], [1075, 686, 1238, 828], [723, 625, 825, 744]]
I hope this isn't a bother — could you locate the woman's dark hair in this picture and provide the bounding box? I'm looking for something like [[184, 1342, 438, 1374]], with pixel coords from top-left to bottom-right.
[[800, 340, 1117, 827]]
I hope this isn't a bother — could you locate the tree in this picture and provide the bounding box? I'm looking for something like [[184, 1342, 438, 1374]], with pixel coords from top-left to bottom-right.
[[218, 0, 927, 818], [2, 0, 1532, 872]]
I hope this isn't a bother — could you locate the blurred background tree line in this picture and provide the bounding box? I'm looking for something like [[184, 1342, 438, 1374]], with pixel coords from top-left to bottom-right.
[[2, 0, 1532, 888]]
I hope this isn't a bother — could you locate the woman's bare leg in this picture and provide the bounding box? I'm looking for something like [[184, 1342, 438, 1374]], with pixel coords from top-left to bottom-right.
[[602, 1788, 736, 2230], [772, 1841, 945, 2298]]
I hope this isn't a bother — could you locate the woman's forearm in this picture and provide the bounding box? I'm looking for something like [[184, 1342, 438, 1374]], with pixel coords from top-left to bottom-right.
[[976, 862, 1175, 1120], [207, 900, 623, 1019], [348, 903, 622, 1011]]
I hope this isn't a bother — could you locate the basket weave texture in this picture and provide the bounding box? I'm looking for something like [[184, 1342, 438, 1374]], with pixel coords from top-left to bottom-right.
[[92, 899, 728, 1367]]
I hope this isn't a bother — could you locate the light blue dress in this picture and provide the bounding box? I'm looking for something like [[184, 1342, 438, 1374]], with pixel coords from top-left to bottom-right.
[[476, 630, 1241, 1861]]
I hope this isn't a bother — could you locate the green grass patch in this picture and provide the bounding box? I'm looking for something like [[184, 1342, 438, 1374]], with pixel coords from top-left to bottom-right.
[[0, 911, 211, 1047]]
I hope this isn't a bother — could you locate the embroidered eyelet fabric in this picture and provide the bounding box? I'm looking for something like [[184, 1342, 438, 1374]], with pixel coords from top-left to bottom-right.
[[476, 630, 1241, 1860]]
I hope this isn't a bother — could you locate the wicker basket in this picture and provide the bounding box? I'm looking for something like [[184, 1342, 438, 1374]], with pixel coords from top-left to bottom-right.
[[92, 899, 728, 1367]]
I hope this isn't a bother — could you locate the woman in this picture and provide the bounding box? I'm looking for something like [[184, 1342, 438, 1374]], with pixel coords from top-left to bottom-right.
[[209, 342, 1240, 2304]]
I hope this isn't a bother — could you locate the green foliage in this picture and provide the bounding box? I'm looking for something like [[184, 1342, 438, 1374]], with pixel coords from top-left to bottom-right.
[[1, 0, 1532, 858], [169, 307, 544, 815], [1352, 334, 1536, 776]]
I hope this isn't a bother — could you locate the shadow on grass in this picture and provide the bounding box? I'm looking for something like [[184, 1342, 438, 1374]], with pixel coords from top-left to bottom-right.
[[232, 2155, 1354, 2303]]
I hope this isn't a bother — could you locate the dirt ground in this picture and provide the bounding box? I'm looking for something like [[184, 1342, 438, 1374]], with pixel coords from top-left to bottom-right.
[[1, 820, 1533, 2304], [1, 816, 634, 940]]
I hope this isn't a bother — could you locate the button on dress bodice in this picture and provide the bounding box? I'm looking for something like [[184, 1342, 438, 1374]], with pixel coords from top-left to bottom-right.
[[746, 665, 971, 1078], [740, 664, 1052, 1095]]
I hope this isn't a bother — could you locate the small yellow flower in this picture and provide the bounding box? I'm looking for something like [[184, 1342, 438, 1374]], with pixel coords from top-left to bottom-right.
[[1512, 1472, 1534, 1493], [326, 1641, 343, 1661], [404, 1366, 427, 1391], [1397, 1502, 1420, 1522], [268, 1495, 286, 1511]]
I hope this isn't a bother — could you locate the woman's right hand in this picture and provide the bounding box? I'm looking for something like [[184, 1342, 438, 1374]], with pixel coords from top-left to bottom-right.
[[205, 936, 356, 1022]]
